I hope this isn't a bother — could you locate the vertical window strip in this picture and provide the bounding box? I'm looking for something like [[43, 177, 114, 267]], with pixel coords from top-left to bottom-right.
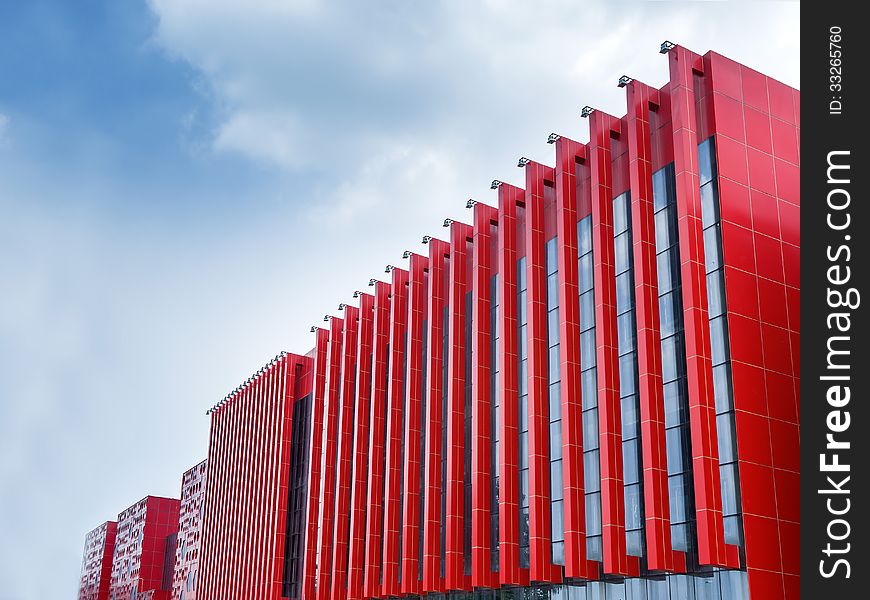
[[652, 163, 695, 553], [490, 274, 500, 572], [577, 215, 602, 562], [698, 136, 743, 547], [545, 236, 565, 566], [517, 256, 530, 569], [612, 192, 644, 558]]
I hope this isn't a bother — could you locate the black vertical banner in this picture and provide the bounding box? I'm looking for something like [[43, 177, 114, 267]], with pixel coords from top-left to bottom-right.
[[801, 3, 869, 598]]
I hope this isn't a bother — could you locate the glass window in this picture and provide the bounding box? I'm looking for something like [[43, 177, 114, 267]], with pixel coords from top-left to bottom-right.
[[623, 439, 639, 484], [658, 292, 676, 338], [716, 413, 737, 464], [712, 364, 733, 414], [709, 316, 729, 366], [549, 382, 561, 422], [578, 218, 592, 255], [624, 483, 642, 529], [551, 500, 565, 540], [719, 567, 750, 600], [703, 225, 723, 272], [581, 370, 597, 410], [616, 272, 633, 314], [548, 307, 561, 343], [584, 450, 600, 491], [698, 139, 715, 186], [626, 530, 643, 558], [663, 381, 684, 428], [579, 291, 595, 332], [578, 254, 594, 294], [580, 331, 596, 370], [700, 181, 720, 228], [721, 463, 739, 516], [517, 257, 527, 291], [552, 540, 565, 565], [655, 207, 675, 251], [666, 428, 687, 474], [619, 353, 636, 398], [707, 271, 726, 319], [547, 273, 559, 311], [668, 474, 687, 523], [613, 194, 629, 235], [617, 312, 636, 355], [661, 335, 679, 383], [614, 233, 631, 274], [587, 536, 602, 561], [519, 359, 528, 398], [724, 514, 744, 547], [549, 422, 562, 460], [657, 252, 676, 293], [546, 238, 559, 275], [548, 345, 561, 382], [585, 493, 602, 535], [551, 461, 564, 501], [519, 432, 529, 469], [518, 293, 528, 327], [583, 407, 599, 451], [621, 394, 638, 440]]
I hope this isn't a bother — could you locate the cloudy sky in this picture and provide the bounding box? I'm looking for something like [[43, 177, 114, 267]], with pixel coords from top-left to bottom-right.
[[0, 1, 798, 597]]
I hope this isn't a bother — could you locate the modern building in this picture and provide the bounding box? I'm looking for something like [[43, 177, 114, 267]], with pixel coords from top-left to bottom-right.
[[172, 460, 209, 600], [108, 496, 181, 600], [78, 42, 799, 600], [78, 521, 118, 600]]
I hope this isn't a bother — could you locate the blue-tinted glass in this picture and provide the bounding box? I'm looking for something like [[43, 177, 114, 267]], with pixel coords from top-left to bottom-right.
[[519, 432, 529, 469], [717, 413, 737, 464], [585, 493, 602, 535], [712, 364, 733, 414], [700, 181, 720, 229], [626, 530, 643, 558], [624, 483, 642, 530], [657, 252, 675, 293], [581, 370, 597, 410], [709, 316, 728, 366], [661, 335, 678, 383], [550, 461, 564, 501], [584, 449, 600, 491], [707, 271, 726, 318], [552, 540, 565, 566], [520, 472, 529, 508], [658, 292, 676, 338], [655, 207, 675, 251], [583, 408, 599, 451], [548, 309, 560, 346], [703, 225, 723, 272], [579, 291, 595, 331], [668, 474, 687, 523], [671, 523, 689, 552], [547, 273, 559, 310], [614, 232, 631, 274], [578, 254, 594, 294], [580, 331, 596, 369], [551, 500, 565, 541], [613, 193, 629, 235], [546, 238, 559, 275], [549, 382, 561, 422], [518, 291, 528, 325], [721, 463, 739, 515], [652, 167, 670, 212], [549, 422, 563, 461], [666, 428, 686, 473], [698, 138, 716, 186], [587, 535, 602, 561], [619, 353, 637, 398], [617, 311, 636, 356], [616, 272, 633, 314], [578, 218, 592, 255], [724, 514, 744, 547], [621, 394, 638, 440], [663, 381, 684, 427], [519, 359, 528, 397], [517, 257, 527, 291], [720, 567, 749, 600], [548, 346, 561, 382], [623, 439, 639, 484], [696, 574, 718, 600]]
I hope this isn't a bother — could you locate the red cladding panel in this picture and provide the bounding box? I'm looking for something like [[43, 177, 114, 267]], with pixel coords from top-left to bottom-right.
[[78, 521, 118, 600], [171, 460, 208, 600]]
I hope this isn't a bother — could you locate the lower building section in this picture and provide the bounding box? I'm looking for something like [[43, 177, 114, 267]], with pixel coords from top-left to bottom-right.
[[173, 459, 208, 600]]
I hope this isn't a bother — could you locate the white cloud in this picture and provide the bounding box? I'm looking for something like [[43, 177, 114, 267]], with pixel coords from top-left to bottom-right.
[[0, 113, 8, 139]]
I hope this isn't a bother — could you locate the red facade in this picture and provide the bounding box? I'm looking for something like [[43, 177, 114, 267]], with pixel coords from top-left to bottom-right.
[[78, 521, 117, 600], [78, 44, 799, 600], [109, 496, 181, 600], [172, 459, 208, 600]]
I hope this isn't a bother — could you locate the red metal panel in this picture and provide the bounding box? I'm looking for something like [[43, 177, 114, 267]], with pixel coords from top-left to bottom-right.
[[422, 238, 450, 593], [470, 201, 499, 588], [552, 136, 599, 581], [623, 79, 679, 573], [347, 293, 375, 600], [445, 220, 473, 591], [401, 253, 430, 594], [587, 109, 636, 577], [665, 45, 730, 569], [523, 160, 563, 584], [382, 267, 409, 597], [363, 281, 392, 598], [495, 182, 528, 587], [318, 317, 346, 600], [304, 328, 332, 599], [78, 521, 117, 600], [331, 305, 361, 600]]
